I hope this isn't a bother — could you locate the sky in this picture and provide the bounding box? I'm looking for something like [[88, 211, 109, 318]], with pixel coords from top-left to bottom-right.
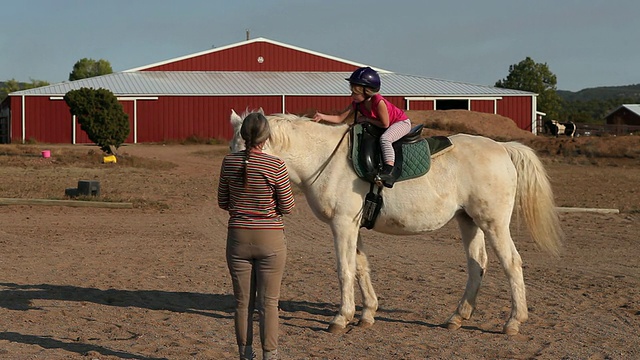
[[1, 0, 638, 92]]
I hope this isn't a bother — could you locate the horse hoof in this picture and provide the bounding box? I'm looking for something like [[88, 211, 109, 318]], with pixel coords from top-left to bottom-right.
[[503, 321, 520, 335], [446, 321, 462, 331], [328, 323, 347, 334], [357, 320, 374, 329], [446, 314, 463, 330]]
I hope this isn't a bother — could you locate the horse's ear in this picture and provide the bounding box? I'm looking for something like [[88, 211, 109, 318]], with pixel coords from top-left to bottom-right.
[[257, 107, 265, 115], [230, 109, 243, 128]]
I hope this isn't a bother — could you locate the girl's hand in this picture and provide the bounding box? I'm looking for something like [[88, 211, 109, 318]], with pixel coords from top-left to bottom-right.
[[312, 112, 323, 122]]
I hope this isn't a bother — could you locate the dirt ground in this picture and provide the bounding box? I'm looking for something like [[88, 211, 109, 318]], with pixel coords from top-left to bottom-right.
[[0, 111, 639, 359]]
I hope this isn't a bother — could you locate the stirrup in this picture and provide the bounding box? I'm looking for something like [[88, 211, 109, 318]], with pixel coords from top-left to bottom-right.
[[361, 183, 384, 229]]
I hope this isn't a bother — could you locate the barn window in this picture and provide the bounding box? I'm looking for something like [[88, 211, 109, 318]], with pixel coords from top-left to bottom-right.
[[435, 99, 468, 110]]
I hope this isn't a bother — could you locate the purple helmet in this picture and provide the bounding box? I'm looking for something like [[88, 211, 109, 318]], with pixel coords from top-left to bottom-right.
[[346, 67, 381, 91]]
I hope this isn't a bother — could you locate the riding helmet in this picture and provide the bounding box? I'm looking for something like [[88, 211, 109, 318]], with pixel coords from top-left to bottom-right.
[[346, 67, 381, 92]]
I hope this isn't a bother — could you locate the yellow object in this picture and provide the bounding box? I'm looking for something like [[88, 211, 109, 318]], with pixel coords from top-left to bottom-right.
[[103, 155, 117, 163]]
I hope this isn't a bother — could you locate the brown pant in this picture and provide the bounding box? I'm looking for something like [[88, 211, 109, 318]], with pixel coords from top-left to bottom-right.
[[226, 228, 287, 352]]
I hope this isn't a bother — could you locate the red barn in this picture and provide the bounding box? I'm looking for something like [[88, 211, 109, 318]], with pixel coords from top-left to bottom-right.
[[0, 37, 539, 144]]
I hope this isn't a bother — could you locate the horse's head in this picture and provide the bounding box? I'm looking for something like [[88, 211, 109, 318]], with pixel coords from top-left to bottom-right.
[[229, 108, 265, 152], [228, 110, 355, 187]]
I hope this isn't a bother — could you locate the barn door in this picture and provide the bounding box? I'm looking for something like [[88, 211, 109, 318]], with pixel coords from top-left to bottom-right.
[[0, 115, 10, 144]]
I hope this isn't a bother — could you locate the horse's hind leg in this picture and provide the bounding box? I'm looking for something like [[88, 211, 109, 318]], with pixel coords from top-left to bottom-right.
[[447, 212, 488, 331], [355, 233, 378, 328], [485, 223, 527, 335]]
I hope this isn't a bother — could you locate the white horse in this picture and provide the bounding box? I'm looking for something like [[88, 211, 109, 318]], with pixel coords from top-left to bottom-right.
[[229, 110, 563, 336]]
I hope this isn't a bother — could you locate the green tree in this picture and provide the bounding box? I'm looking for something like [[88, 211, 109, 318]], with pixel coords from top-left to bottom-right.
[[69, 58, 113, 81], [64, 88, 129, 154], [495, 57, 562, 120], [1, 78, 50, 102], [28, 78, 50, 88], [0, 79, 21, 101]]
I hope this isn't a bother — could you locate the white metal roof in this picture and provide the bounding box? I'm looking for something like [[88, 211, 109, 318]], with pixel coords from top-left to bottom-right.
[[10, 71, 533, 97], [604, 104, 640, 118]]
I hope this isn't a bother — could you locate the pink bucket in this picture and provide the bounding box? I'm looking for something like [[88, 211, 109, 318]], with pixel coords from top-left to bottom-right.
[[41, 150, 51, 158]]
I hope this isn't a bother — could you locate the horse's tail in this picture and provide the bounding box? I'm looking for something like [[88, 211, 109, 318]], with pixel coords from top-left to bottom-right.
[[502, 142, 564, 257]]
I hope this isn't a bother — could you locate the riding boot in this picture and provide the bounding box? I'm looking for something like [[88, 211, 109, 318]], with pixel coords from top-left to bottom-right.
[[377, 164, 396, 188]]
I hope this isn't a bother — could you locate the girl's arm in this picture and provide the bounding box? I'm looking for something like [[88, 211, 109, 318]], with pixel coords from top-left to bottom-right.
[[313, 105, 353, 123], [376, 100, 391, 128]]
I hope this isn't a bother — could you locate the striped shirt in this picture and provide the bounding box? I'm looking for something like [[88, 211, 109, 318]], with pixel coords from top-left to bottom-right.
[[218, 151, 295, 229]]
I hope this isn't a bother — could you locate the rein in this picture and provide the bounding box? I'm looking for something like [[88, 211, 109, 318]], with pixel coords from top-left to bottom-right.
[[306, 123, 354, 186]]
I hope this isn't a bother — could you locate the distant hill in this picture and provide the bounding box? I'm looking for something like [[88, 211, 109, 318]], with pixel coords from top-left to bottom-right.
[[556, 84, 640, 124], [558, 84, 640, 102]]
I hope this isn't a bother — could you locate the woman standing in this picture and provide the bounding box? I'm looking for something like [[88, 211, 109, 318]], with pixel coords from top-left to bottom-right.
[[218, 112, 295, 360]]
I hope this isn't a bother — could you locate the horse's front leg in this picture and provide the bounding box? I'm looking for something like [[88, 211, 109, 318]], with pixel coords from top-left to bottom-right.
[[355, 233, 378, 328], [328, 219, 360, 333]]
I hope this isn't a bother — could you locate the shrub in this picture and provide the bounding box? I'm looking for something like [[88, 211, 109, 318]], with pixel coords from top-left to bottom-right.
[[64, 88, 129, 154]]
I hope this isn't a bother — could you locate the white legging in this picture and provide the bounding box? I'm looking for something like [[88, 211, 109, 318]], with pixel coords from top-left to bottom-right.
[[380, 119, 412, 165]]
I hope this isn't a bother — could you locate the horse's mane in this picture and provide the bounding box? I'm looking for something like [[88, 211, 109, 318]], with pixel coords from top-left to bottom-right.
[[265, 114, 297, 151], [260, 113, 349, 153]]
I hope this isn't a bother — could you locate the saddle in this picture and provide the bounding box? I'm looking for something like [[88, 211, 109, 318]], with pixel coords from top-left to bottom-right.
[[349, 122, 453, 229], [350, 123, 451, 183]]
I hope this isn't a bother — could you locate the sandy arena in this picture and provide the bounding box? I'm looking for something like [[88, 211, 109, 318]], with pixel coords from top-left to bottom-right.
[[0, 110, 638, 359]]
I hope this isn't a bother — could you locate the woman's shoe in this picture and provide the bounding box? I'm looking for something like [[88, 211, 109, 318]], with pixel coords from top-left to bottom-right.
[[239, 346, 256, 360], [263, 349, 278, 360]]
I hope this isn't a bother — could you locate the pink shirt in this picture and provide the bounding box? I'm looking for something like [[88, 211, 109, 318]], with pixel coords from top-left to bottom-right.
[[354, 94, 409, 125]]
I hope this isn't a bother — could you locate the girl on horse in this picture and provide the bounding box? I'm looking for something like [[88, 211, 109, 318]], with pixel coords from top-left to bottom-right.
[[313, 67, 412, 187]]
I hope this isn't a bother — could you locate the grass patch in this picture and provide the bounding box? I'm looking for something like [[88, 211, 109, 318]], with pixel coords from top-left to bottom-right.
[[159, 135, 228, 145], [0, 144, 178, 208], [0, 144, 176, 170], [191, 146, 231, 159]]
